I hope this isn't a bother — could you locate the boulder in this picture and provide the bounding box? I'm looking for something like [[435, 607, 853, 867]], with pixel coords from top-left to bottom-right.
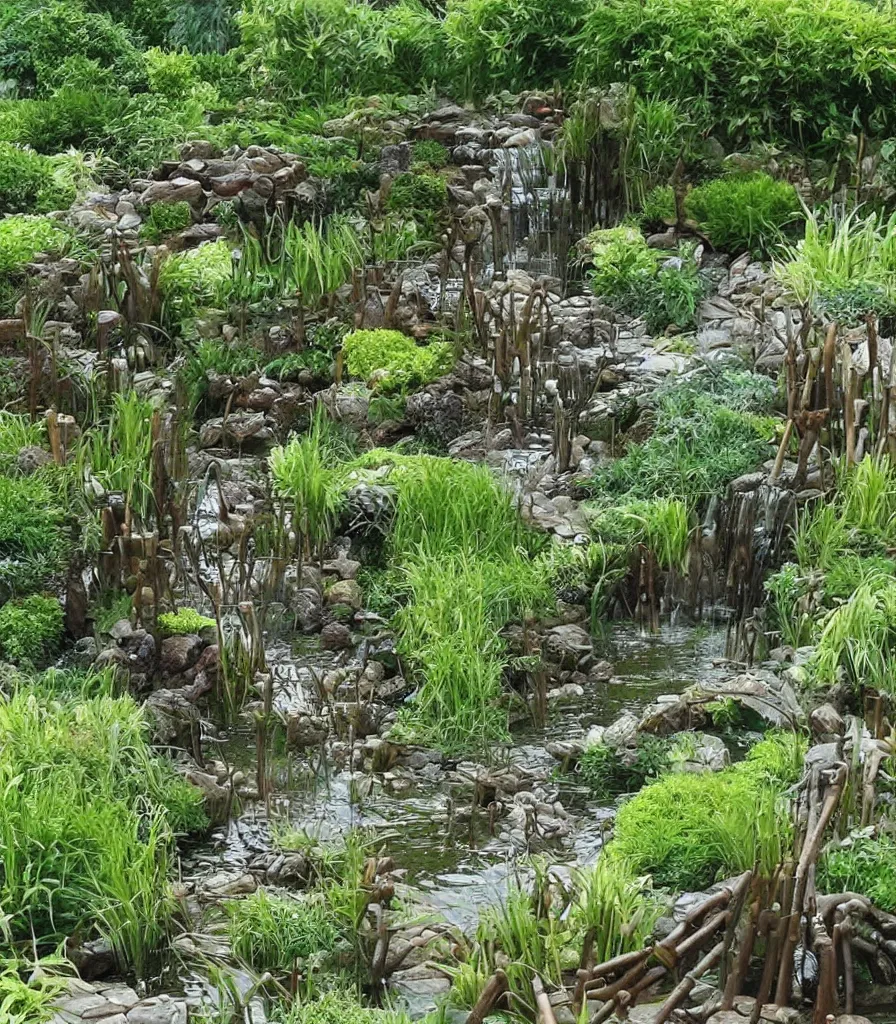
[[810, 702, 845, 740], [159, 634, 202, 677], [326, 579, 362, 610]]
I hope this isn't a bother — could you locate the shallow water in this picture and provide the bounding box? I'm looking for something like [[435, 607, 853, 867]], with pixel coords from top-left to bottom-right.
[[191, 620, 730, 932]]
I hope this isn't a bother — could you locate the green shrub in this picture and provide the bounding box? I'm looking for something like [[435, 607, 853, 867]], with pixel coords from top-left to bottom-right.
[[145, 47, 197, 97], [227, 890, 344, 974], [342, 329, 454, 393], [587, 226, 658, 301], [574, 0, 896, 145], [685, 173, 800, 256], [0, 215, 73, 276], [592, 369, 778, 509], [159, 239, 232, 323], [0, 686, 205, 968], [444, 0, 587, 98], [386, 172, 448, 216], [0, 2, 145, 94], [585, 227, 705, 331], [640, 185, 675, 228], [140, 200, 193, 243], [0, 144, 54, 216], [608, 732, 803, 890], [0, 594, 63, 664], [170, 0, 238, 54], [589, 497, 691, 572], [579, 735, 671, 800], [819, 833, 896, 912], [238, 0, 441, 102], [273, 989, 410, 1024], [411, 140, 448, 170], [158, 607, 216, 636], [0, 475, 69, 593], [0, 90, 124, 154], [0, 958, 67, 1024]]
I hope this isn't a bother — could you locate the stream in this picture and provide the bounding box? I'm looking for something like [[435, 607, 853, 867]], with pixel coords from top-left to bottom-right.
[[183, 619, 730, 938]]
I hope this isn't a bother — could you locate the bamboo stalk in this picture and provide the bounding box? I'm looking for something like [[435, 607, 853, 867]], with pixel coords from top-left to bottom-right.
[[652, 941, 724, 1024]]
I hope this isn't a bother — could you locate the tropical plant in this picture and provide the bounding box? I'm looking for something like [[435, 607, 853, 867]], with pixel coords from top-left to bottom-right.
[[158, 607, 216, 636]]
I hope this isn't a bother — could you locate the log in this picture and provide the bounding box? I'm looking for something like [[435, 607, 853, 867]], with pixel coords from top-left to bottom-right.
[[532, 975, 557, 1024], [466, 970, 508, 1024], [652, 941, 724, 1024]]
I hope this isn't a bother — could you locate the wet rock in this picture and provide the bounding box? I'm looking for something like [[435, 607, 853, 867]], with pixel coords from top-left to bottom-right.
[[17, 445, 53, 475], [810, 702, 845, 740], [200, 870, 256, 898], [589, 659, 614, 682], [159, 634, 202, 677], [293, 587, 323, 632], [544, 623, 592, 668], [144, 689, 201, 746], [326, 579, 362, 610], [65, 937, 116, 981], [126, 995, 188, 1024], [320, 621, 353, 650], [603, 711, 639, 749], [286, 712, 328, 749]]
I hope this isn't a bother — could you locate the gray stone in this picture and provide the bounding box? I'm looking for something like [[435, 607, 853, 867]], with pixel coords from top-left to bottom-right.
[[326, 579, 362, 610], [159, 634, 202, 677], [810, 702, 845, 739]]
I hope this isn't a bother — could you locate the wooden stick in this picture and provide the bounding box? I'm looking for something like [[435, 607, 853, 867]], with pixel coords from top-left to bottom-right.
[[652, 942, 724, 1024], [532, 975, 558, 1024], [466, 970, 508, 1024]]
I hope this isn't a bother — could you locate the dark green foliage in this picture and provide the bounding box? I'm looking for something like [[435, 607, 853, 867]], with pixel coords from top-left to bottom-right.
[[578, 736, 671, 800], [574, 0, 896, 145], [819, 833, 896, 912], [386, 171, 448, 234], [0, 144, 70, 216], [238, 0, 442, 102], [0, 594, 63, 664], [0, 2, 145, 94], [592, 369, 778, 509], [585, 228, 705, 332], [169, 0, 238, 54], [444, 0, 587, 98], [0, 90, 124, 154], [685, 173, 801, 256], [181, 339, 260, 412], [140, 201, 193, 243], [817, 281, 896, 327], [0, 475, 69, 593], [411, 139, 448, 170]]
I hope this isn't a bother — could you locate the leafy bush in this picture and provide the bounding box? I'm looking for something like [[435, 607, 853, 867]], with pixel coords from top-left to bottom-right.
[[412, 139, 448, 170], [386, 172, 448, 217], [0, 475, 69, 593], [273, 989, 410, 1024], [158, 608, 216, 636], [574, 0, 896, 145], [444, 0, 587, 98], [579, 735, 671, 800], [589, 497, 691, 572], [0, 594, 63, 665], [819, 833, 896, 912], [609, 732, 804, 890], [0, 144, 63, 216], [140, 200, 193, 243], [238, 0, 441, 101], [227, 890, 344, 974], [342, 329, 454, 393], [685, 173, 800, 256], [170, 0, 239, 54], [0, 686, 205, 969], [0, 958, 67, 1024], [585, 228, 705, 331], [145, 47, 197, 97], [592, 369, 778, 509], [159, 239, 232, 322], [0, 215, 73, 276], [0, 89, 124, 154], [0, 2, 145, 94], [587, 226, 658, 301]]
